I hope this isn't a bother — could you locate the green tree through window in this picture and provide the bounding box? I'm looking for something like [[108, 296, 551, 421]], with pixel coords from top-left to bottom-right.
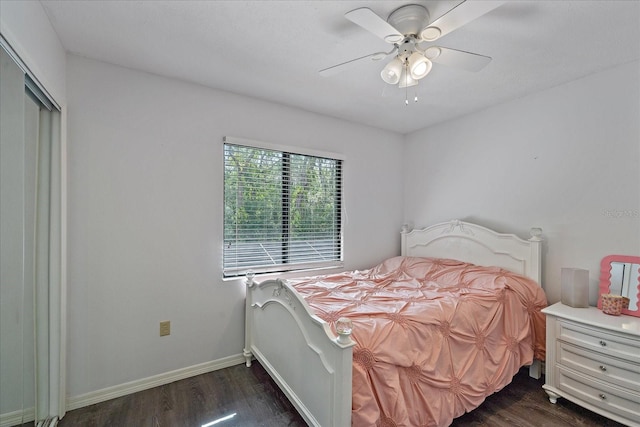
[[223, 141, 342, 276]]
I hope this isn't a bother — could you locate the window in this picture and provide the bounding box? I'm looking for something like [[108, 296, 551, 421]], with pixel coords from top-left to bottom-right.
[[223, 138, 343, 277]]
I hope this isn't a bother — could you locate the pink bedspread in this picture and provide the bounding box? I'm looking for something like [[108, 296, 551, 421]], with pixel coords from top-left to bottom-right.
[[290, 256, 547, 427]]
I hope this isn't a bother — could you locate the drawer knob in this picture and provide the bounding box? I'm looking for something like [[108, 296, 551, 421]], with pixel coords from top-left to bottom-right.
[[599, 393, 607, 400], [599, 340, 607, 347], [599, 365, 607, 372]]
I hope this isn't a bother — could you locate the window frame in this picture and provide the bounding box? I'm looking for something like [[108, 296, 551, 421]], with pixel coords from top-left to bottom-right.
[[222, 136, 344, 277]]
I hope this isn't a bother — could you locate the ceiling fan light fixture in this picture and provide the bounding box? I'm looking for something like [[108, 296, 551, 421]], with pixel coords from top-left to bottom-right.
[[420, 26, 441, 41], [398, 68, 418, 88], [408, 52, 432, 80], [326, 2, 505, 101], [381, 57, 403, 84]]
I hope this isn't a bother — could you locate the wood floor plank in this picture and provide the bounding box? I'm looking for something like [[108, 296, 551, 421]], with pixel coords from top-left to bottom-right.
[[53, 363, 626, 427]]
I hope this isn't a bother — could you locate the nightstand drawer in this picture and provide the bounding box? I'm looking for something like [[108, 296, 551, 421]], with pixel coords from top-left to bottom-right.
[[557, 366, 640, 423], [557, 342, 640, 392], [557, 320, 640, 364]]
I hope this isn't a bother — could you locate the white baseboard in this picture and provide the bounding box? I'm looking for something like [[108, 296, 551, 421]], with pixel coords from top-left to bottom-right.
[[66, 354, 245, 412], [0, 409, 59, 427], [0, 407, 35, 427]]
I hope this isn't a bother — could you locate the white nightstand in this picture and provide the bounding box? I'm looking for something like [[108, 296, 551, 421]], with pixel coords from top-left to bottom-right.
[[542, 302, 640, 426]]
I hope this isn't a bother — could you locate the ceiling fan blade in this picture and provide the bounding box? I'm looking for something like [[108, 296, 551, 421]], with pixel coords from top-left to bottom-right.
[[319, 50, 393, 77], [420, 1, 505, 42], [345, 8, 404, 43], [423, 46, 492, 72]]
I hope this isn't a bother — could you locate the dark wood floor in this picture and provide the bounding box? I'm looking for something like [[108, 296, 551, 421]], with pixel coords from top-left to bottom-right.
[[53, 362, 625, 427]]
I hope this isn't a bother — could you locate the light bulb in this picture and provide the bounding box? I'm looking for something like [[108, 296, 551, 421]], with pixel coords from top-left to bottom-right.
[[408, 52, 432, 80], [414, 62, 427, 76]]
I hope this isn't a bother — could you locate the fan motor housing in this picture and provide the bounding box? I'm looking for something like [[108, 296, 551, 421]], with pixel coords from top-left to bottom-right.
[[397, 38, 418, 61], [387, 4, 429, 37]]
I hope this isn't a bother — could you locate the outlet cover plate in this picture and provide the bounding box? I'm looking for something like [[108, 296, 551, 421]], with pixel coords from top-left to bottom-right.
[[159, 321, 170, 336]]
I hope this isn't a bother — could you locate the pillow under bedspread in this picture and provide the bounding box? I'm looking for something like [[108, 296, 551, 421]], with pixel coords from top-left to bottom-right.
[[289, 256, 548, 427]]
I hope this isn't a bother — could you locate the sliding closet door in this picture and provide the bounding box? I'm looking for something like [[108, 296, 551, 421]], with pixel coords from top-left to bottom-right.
[[0, 44, 65, 427], [32, 79, 65, 426], [0, 45, 37, 426]]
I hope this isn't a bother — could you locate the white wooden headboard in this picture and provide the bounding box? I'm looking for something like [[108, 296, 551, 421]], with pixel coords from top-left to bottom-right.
[[401, 220, 543, 285]]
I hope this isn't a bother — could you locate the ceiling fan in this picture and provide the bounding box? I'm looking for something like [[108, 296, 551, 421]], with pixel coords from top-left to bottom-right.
[[320, 1, 505, 93]]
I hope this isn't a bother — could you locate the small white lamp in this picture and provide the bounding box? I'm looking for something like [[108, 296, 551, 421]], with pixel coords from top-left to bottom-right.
[[561, 268, 589, 308]]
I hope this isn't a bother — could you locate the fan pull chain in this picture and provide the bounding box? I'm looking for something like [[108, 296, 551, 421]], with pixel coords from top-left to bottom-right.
[[401, 62, 420, 105], [405, 63, 409, 105]]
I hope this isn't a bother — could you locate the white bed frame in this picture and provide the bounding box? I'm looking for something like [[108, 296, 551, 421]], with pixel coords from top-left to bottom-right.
[[243, 220, 543, 427]]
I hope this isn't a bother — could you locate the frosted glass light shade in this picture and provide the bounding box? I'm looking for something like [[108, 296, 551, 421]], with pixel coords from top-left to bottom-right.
[[380, 58, 403, 84], [408, 52, 432, 80], [398, 68, 418, 88]]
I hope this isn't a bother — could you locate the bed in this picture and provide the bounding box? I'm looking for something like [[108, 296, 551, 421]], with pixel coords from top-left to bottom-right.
[[243, 220, 547, 426]]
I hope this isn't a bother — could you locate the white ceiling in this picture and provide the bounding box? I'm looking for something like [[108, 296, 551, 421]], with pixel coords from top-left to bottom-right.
[[40, 0, 640, 134]]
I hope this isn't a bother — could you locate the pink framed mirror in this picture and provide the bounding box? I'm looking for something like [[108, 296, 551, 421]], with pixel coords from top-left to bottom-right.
[[598, 254, 640, 317]]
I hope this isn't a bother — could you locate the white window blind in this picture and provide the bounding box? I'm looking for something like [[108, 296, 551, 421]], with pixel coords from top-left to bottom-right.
[[223, 139, 343, 277]]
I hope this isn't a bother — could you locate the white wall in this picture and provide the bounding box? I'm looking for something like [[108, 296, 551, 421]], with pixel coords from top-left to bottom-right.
[[404, 60, 640, 304], [0, 0, 66, 105], [65, 54, 404, 400]]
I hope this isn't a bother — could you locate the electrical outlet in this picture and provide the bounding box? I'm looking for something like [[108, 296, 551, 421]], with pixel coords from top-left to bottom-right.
[[159, 321, 171, 336]]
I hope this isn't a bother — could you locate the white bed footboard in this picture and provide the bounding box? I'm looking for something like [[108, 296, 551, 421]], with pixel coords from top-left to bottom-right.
[[243, 274, 355, 427]]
